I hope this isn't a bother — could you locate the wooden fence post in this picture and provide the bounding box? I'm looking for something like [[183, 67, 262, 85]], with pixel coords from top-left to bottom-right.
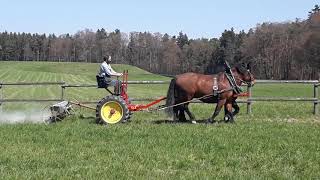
[[0, 83, 3, 112], [314, 83, 319, 115], [247, 85, 252, 114], [61, 86, 65, 100]]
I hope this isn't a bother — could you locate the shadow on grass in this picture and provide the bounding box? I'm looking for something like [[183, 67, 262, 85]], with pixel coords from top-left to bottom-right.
[[76, 114, 233, 125], [78, 114, 97, 124], [152, 119, 228, 124]]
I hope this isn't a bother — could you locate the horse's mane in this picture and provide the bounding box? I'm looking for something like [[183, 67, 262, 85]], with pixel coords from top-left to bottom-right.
[[205, 63, 226, 74], [206, 61, 250, 75]]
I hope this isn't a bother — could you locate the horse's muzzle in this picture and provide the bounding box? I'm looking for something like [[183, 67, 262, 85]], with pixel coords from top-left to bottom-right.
[[248, 80, 255, 87]]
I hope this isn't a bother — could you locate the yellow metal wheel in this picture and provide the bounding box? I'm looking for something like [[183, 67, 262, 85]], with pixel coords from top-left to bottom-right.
[[96, 96, 130, 125], [100, 101, 123, 124]]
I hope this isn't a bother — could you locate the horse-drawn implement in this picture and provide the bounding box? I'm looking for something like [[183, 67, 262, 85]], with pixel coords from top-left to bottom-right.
[[45, 70, 167, 124], [45, 63, 254, 125]]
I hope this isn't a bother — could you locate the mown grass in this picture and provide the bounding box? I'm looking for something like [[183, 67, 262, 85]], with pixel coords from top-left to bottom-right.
[[0, 61, 170, 110], [0, 61, 319, 179], [0, 117, 319, 179]]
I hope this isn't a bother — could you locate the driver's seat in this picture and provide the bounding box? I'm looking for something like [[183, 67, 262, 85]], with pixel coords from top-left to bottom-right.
[[96, 75, 109, 88]]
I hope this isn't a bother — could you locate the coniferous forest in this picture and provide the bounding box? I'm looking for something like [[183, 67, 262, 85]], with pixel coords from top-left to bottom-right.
[[0, 5, 319, 79]]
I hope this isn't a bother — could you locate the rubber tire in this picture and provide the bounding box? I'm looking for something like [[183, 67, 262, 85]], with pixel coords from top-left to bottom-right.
[[96, 96, 130, 125]]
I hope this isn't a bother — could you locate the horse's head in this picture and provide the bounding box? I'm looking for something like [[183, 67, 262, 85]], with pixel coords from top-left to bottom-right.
[[235, 63, 255, 87]]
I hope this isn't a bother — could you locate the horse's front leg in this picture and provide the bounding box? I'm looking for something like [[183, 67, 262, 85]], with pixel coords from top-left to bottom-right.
[[232, 100, 239, 117], [208, 98, 226, 123], [224, 102, 234, 123]]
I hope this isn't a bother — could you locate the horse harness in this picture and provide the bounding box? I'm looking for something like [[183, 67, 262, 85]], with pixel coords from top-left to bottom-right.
[[212, 62, 242, 97], [225, 72, 242, 94], [156, 63, 247, 112]]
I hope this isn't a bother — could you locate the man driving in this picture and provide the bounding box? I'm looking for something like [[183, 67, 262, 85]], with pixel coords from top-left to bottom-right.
[[98, 55, 123, 93]]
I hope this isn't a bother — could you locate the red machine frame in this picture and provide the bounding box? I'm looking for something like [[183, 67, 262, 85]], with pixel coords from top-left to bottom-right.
[[119, 70, 166, 112]]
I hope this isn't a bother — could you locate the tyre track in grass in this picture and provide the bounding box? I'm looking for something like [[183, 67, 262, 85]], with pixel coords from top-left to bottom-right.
[[79, 73, 102, 101], [52, 73, 58, 82], [66, 89, 86, 101], [25, 71, 61, 99], [6, 86, 25, 99], [0, 69, 10, 80], [69, 73, 99, 100], [15, 71, 26, 82], [5, 71, 54, 99], [64, 74, 89, 100], [74, 87, 102, 102], [0, 62, 169, 108], [42, 72, 55, 97], [25, 73, 37, 99], [69, 73, 88, 84], [28, 71, 45, 99], [28, 72, 43, 99], [23, 71, 34, 81], [39, 72, 58, 99], [1, 71, 17, 82], [0, 70, 11, 100], [3, 71, 27, 98], [52, 73, 63, 98], [78, 75, 94, 84], [5, 71, 62, 100], [64, 78, 91, 100], [1, 71, 15, 98]]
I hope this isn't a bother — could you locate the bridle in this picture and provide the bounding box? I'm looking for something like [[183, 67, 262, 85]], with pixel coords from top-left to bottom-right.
[[235, 69, 254, 87]]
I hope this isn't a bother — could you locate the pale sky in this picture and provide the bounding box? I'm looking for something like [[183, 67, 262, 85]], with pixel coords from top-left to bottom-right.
[[0, 0, 318, 38]]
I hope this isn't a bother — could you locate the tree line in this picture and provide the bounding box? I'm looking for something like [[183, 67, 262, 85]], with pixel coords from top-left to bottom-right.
[[0, 5, 319, 79]]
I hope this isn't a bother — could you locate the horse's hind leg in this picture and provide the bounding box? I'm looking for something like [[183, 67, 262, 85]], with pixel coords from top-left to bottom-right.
[[178, 107, 187, 122], [184, 104, 196, 123], [173, 106, 179, 121], [208, 99, 226, 123], [173, 106, 186, 122]]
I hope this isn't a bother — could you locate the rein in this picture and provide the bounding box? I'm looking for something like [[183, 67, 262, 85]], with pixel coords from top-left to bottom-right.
[[155, 88, 234, 112], [225, 72, 242, 94]]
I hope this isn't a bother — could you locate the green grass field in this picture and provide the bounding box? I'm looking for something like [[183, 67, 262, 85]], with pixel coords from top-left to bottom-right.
[[0, 61, 319, 179]]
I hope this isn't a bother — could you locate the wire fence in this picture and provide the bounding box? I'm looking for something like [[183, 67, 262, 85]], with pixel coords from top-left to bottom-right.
[[0, 80, 319, 114]]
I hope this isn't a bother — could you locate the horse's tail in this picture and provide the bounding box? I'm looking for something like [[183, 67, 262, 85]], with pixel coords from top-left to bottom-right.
[[165, 78, 176, 117]]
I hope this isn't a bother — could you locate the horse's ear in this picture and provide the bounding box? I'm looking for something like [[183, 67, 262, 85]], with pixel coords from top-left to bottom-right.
[[240, 62, 247, 71], [236, 63, 248, 74], [247, 62, 251, 71]]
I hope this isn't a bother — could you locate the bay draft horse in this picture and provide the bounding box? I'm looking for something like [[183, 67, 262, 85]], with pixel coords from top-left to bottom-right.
[[165, 63, 255, 123]]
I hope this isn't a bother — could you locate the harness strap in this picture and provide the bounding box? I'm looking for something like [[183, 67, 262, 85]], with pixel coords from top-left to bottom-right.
[[155, 88, 234, 112], [212, 75, 219, 96], [225, 72, 242, 94], [224, 61, 243, 94]]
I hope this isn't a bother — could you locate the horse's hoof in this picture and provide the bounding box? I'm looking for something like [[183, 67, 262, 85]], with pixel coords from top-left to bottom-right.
[[224, 114, 234, 123], [191, 120, 197, 124], [206, 119, 216, 124], [229, 119, 235, 123]]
